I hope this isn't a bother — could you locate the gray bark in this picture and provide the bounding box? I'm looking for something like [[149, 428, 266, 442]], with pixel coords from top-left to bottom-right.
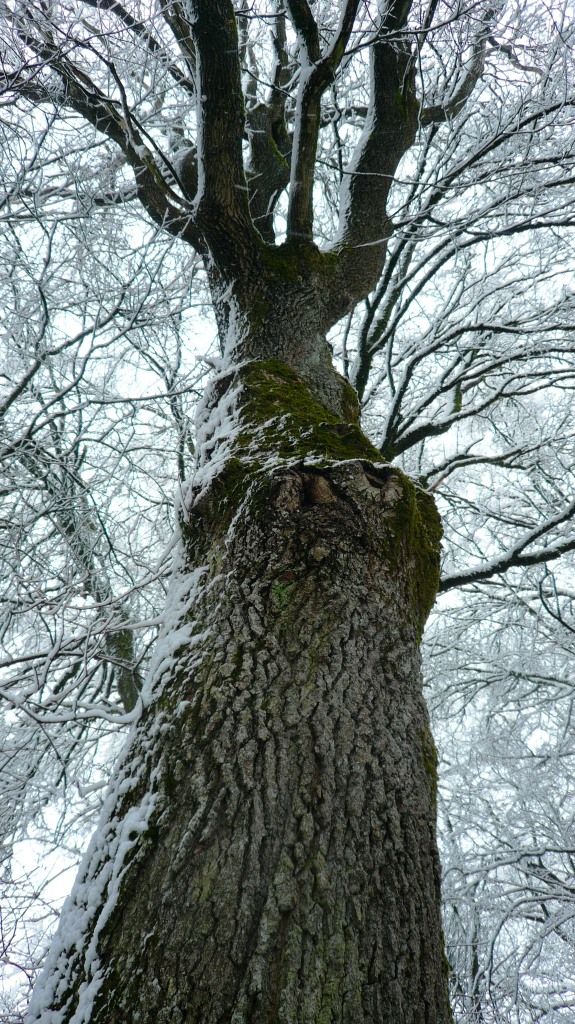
[[27, 362, 451, 1024]]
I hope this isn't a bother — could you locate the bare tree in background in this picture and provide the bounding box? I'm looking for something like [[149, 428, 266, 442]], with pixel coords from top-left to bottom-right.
[[1, 1, 575, 1021]]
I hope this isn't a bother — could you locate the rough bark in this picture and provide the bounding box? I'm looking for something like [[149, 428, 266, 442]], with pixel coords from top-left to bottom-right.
[[28, 362, 451, 1024]]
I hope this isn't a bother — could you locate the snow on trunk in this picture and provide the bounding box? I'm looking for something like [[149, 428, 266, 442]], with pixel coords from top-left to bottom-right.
[[27, 361, 451, 1024]]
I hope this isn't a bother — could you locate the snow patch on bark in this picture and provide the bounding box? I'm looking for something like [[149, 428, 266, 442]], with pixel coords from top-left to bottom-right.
[[141, 560, 208, 707], [179, 369, 244, 513], [26, 560, 209, 1024], [29, 792, 158, 1024]]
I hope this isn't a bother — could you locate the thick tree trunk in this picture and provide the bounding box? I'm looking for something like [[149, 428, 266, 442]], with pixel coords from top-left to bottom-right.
[[27, 361, 451, 1024]]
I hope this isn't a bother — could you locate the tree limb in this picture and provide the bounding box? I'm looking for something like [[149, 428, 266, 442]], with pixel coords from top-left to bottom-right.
[[186, 0, 260, 268], [81, 0, 195, 96], [440, 499, 575, 591], [245, 8, 292, 242], [326, 8, 418, 321], [8, 25, 205, 252], [286, 0, 360, 240], [420, 32, 488, 125]]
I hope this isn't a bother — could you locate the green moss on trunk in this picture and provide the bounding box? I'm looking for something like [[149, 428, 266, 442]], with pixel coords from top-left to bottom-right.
[[185, 361, 442, 638], [184, 359, 378, 548]]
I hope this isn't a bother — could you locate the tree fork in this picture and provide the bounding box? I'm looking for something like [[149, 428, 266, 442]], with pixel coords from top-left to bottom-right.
[[28, 363, 451, 1024]]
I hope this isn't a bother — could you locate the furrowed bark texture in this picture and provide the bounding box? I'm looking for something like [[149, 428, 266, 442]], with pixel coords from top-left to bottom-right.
[[28, 365, 450, 1024]]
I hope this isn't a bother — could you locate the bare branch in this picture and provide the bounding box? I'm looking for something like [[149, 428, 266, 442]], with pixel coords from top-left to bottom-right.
[[7, 22, 205, 252], [80, 0, 195, 96], [440, 499, 575, 591], [186, 0, 260, 267], [324, 2, 417, 319], [421, 20, 489, 125], [286, 0, 361, 239]]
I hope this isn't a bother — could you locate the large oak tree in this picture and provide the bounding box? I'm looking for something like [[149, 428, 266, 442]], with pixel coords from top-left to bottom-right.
[[1, 1, 575, 1021]]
